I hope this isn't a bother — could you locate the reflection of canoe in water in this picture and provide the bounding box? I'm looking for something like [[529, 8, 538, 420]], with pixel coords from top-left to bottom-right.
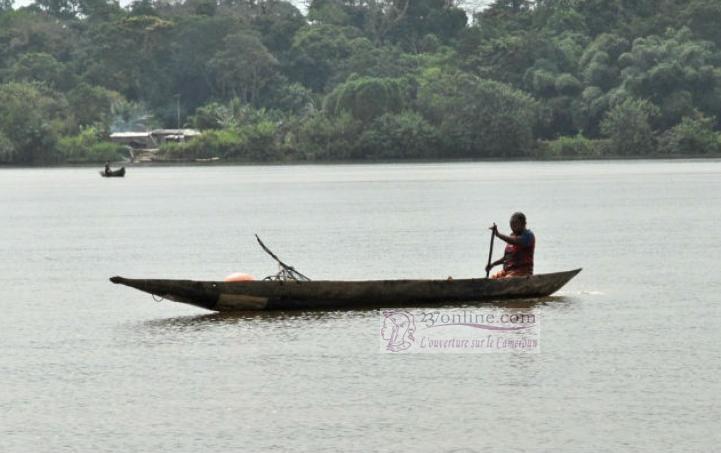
[[100, 167, 125, 177], [110, 269, 581, 312]]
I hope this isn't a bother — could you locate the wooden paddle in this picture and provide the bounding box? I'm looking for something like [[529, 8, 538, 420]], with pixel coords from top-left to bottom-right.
[[485, 226, 495, 278]]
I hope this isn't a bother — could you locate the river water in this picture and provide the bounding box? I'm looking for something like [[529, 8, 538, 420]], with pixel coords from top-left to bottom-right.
[[1, 161, 720, 452]]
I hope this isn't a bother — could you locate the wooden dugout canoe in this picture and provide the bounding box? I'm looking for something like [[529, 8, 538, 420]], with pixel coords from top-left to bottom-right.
[[100, 167, 125, 177], [109, 269, 581, 312]]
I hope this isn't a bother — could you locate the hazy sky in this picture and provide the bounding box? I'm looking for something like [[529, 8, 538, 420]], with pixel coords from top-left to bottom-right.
[[11, 0, 493, 14]]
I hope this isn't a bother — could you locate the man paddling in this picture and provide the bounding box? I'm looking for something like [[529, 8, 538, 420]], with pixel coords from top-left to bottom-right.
[[485, 212, 535, 279]]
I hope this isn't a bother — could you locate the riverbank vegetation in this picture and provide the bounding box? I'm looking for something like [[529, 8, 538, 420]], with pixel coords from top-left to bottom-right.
[[2, 0, 721, 164]]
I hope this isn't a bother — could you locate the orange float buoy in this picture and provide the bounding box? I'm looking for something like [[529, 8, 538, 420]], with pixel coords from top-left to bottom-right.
[[224, 272, 256, 282]]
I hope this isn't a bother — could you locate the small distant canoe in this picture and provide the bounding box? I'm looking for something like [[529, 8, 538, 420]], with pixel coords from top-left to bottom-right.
[[100, 167, 125, 177], [110, 269, 581, 312]]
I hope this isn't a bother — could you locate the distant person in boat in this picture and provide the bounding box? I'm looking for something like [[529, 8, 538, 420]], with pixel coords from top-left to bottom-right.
[[485, 212, 535, 279], [104, 161, 111, 176]]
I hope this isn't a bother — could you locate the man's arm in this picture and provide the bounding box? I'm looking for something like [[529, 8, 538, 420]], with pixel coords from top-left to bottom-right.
[[485, 258, 505, 273], [490, 224, 527, 246]]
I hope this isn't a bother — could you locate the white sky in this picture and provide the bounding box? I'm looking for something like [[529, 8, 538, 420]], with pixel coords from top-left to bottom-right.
[[10, 0, 303, 9], [11, 0, 492, 14]]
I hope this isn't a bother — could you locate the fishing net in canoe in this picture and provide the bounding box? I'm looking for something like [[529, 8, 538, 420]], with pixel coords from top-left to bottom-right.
[[255, 234, 311, 282]]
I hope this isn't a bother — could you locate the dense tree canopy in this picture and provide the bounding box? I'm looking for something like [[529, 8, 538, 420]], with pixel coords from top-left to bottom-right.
[[1, 0, 721, 163]]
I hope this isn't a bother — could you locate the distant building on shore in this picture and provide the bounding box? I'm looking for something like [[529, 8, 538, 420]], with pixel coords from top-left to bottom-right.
[[110, 129, 201, 149], [110, 129, 200, 161]]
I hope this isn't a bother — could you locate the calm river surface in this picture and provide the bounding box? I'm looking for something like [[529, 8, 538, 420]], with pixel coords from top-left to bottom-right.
[[2, 161, 720, 452]]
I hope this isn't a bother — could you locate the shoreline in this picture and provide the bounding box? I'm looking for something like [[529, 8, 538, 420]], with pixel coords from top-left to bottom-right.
[[3, 153, 721, 168]]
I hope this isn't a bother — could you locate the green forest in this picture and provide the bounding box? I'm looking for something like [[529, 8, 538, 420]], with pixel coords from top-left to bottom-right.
[[2, 0, 721, 164]]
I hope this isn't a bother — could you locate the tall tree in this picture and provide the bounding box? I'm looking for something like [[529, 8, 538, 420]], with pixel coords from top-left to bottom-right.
[[324, 76, 407, 122], [0, 82, 73, 163], [418, 71, 539, 157], [209, 31, 278, 103], [601, 98, 659, 155], [33, 0, 80, 20]]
